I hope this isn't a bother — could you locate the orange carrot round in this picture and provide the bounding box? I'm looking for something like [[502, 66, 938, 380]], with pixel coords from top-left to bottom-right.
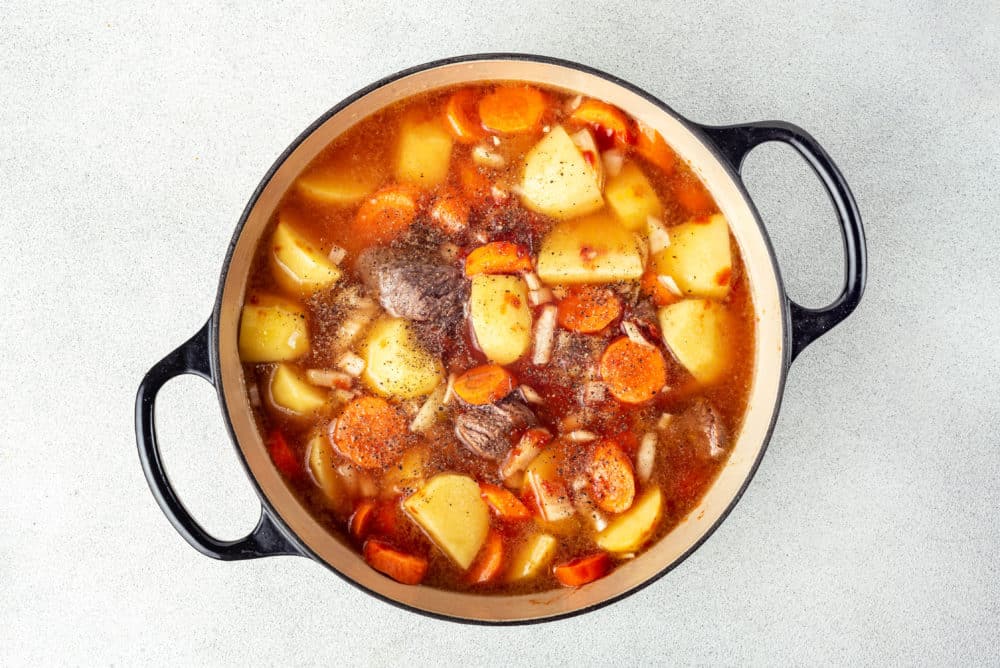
[[640, 270, 681, 307], [634, 120, 677, 174], [332, 396, 407, 469], [553, 552, 612, 587], [458, 162, 491, 201], [480, 483, 532, 521], [588, 440, 636, 514], [349, 499, 377, 541], [478, 85, 546, 134], [467, 531, 505, 584], [352, 185, 421, 247], [444, 88, 486, 143], [673, 177, 715, 215], [363, 539, 428, 585], [267, 430, 302, 479], [430, 190, 469, 235], [568, 99, 633, 148], [464, 241, 533, 276], [556, 286, 622, 333], [453, 364, 517, 405], [599, 337, 668, 404]]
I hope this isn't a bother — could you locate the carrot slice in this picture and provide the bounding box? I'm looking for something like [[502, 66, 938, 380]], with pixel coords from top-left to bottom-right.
[[349, 499, 377, 541], [430, 189, 469, 235], [673, 176, 715, 215], [480, 483, 532, 521], [568, 99, 634, 149], [363, 539, 428, 585], [478, 85, 546, 134], [453, 364, 517, 405], [332, 396, 408, 469], [640, 270, 681, 307], [634, 120, 677, 174], [352, 184, 421, 247], [467, 530, 505, 584], [553, 552, 612, 587], [464, 241, 533, 276], [444, 88, 486, 143], [599, 337, 668, 404], [588, 439, 636, 514], [556, 286, 622, 333], [457, 162, 492, 202], [267, 430, 301, 479]]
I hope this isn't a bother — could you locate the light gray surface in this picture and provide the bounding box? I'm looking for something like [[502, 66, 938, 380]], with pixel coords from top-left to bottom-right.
[[1, 1, 998, 665]]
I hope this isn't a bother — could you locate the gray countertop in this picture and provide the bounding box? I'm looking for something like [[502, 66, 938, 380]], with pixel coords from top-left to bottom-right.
[[2, 1, 998, 665]]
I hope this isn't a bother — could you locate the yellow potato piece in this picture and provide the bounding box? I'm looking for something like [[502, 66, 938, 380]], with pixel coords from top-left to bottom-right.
[[469, 275, 533, 365], [653, 213, 732, 299], [238, 294, 309, 363], [270, 217, 342, 297], [519, 125, 604, 220], [361, 317, 444, 399], [596, 486, 663, 553], [269, 363, 328, 415], [296, 160, 381, 205], [536, 212, 644, 285], [404, 473, 490, 570], [307, 434, 351, 515], [524, 449, 575, 522], [507, 533, 558, 582], [605, 162, 662, 231], [382, 445, 430, 498], [658, 299, 733, 384], [395, 117, 453, 187]]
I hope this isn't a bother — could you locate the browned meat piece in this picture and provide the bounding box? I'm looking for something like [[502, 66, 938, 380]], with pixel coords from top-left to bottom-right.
[[356, 247, 464, 323], [454, 399, 538, 460], [549, 331, 605, 386], [670, 398, 726, 460]]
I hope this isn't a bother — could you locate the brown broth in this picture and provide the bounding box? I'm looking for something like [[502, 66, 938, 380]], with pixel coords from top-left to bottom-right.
[[240, 83, 755, 594]]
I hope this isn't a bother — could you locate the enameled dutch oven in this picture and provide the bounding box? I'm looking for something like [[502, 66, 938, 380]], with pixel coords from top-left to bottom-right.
[[136, 54, 866, 624]]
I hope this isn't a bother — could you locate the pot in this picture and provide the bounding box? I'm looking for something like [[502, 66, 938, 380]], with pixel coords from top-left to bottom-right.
[[135, 54, 866, 624]]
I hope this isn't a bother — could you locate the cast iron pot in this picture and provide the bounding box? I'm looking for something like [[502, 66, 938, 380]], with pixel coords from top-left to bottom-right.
[[136, 54, 866, 624]]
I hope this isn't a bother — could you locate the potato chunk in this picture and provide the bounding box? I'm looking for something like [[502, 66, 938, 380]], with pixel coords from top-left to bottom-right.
[[307, 434, 351, 515], [269, 363, 328, 415], [523, 448, 575, 522], [658, 299, 733, 384], [595, 486, 662, 553], [270, 217, 342, 297], [507, 532, 558, 581], [361, 317, 444, 399], [536, 213, 644, 285], [238, 294, 309, 363], [296, 158, 381, 205], [469, 275, 533, 365], [653, 213, 732, 299], [403, 473, 490, 570], [395, 116, 454, 187], [604, 162, 662, 231], [518, 125, 604, 220]]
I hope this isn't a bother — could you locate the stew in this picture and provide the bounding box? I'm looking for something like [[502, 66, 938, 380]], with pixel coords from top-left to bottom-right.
[[237, 83, 755, 593]]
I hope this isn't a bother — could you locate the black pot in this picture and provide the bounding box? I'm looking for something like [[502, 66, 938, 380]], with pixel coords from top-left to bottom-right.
[[136, 54, 866, 624]]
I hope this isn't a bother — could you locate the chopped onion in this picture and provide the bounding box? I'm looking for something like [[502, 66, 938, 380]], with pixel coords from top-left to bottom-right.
[[570, 475, 589, 492], [565, 95, 582, 113], [569, 128, 604, 189], [519, 384, 544, 404], [574, 494, 609, 532], [439, 242, 460, 262], [601, 149, 624, 178], [541, 125, 551, 134], [332, 388, 357, 404], [472, 229, 489, 244], [410, 383, 447, 433], [337, 464, 376, 498], [335, 351, 366, 377], [472, 144, 505, 168], [333, 297, 378, 350], [442, 372, 457, 405], [622, 320, 653, 347], [658, 274, 683, 297], [657, 413, 674, 430], [327, 243, 347, 266], [559, 413, 585, 433], [501, 429, 549, 481], [532, 305, 558, 365], [306, 368, 352, 389], [247, 383, 261, 407], [647, 216, 671, 254], [490, 185, 509, 203], [566, 430, 598, 443], [528, 287, 553, 306], [491, 135, 501, 146], [582, 381, 606, 403], [524, 272, 542, 291], [636, 431, 657, 483]]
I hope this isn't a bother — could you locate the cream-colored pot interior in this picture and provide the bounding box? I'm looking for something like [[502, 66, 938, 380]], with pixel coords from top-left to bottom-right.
[[216, 58, 786, 622]]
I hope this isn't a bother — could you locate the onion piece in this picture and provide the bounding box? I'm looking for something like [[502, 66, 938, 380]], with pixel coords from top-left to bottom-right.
[[337, 464, 377, 498], [658, 274, 683, 297], [622, 320, 653, 347], [519, 384, 544, 405], [333, 296, 378, 350], [601, 149, 624, 178], [569, 128, 604, 189], [335, 351, 366, 377], [574, 494, 609, 532], [566, 430, 598, 443], [472, 144, 505, 168], [501, 429, 550, 482], [647, 216, 671, 254], [410, 383, 447, 433], [657, 412, 674, 430], [247, 383, 261, 408], [327, 243, 347, 266], [523, 272, 542, 291], [305, 368, 352, 389], [490, 185, 509, 203], [528, 287, 553, 306], [582, 381, 606, 403], [565, 95, 582, 113], [442, 372, 457, 405], [636, 431, 657, 483], [332, 388, 357, 405], [491, 135, 501, 146], [532, 305, 558, 365]]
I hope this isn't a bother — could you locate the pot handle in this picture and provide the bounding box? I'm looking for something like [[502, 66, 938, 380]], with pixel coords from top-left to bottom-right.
[[135, 319, 300, 560], [699, 121, 867, 359]]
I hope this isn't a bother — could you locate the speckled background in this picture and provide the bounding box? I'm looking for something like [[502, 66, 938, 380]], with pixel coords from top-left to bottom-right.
[[2, 1, 998, 665]]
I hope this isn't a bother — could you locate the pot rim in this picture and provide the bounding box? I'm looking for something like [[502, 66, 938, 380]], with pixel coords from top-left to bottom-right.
[[208, 53, 792, 625]]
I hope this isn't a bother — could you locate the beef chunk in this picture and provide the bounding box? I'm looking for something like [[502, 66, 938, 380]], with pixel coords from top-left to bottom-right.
[[356, 247, 464, 323], [671, 399, 726, 460], [549, 331, 605, 387], [454, 400, 538, 461]]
